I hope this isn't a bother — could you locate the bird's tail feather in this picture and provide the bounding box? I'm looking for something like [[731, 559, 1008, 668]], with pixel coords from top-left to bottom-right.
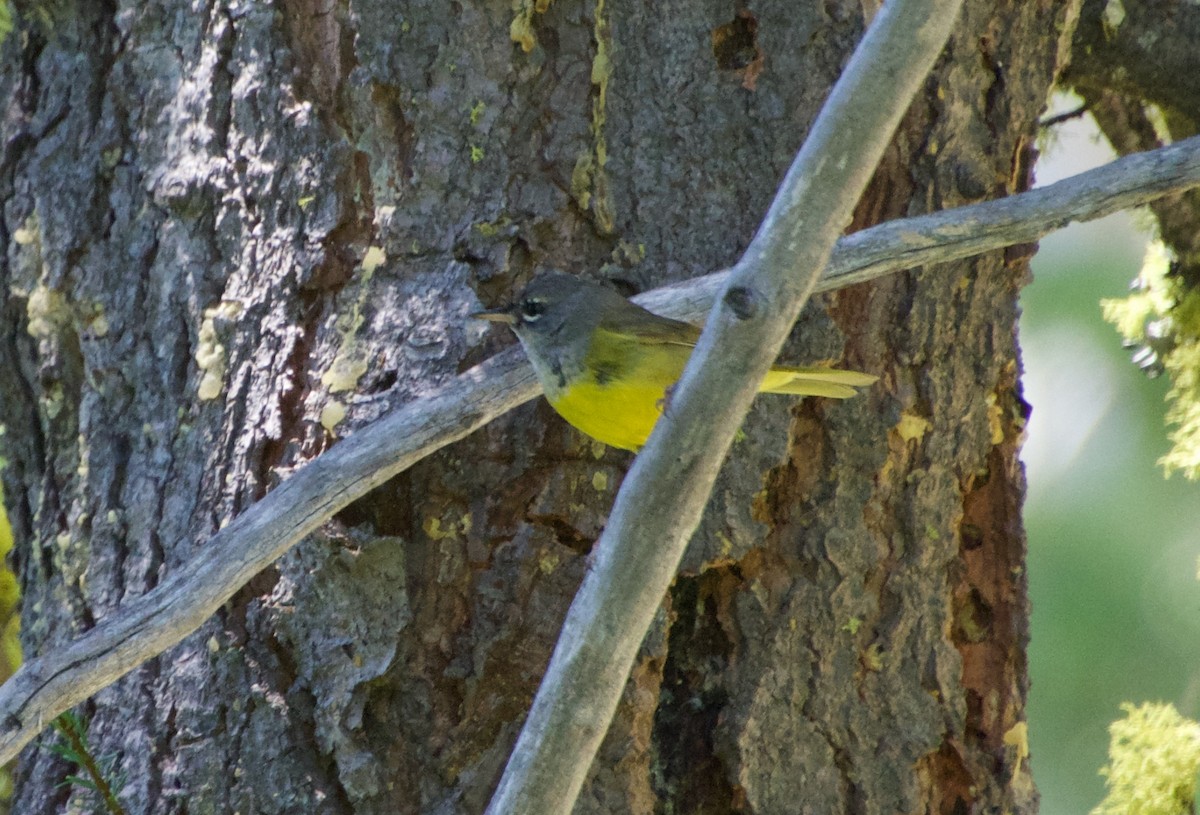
[[762, 366, 877, 398]]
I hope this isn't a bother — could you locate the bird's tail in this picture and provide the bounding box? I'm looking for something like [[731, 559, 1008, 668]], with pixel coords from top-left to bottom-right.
[[761, 366, 877, 398]]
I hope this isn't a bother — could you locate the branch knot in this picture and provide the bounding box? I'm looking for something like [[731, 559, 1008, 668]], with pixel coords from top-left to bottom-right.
[[723, 286, 760, 321]]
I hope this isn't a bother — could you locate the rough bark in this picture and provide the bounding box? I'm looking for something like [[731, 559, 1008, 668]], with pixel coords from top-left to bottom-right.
[[1065, 0, 1200, 276], [0, 0, 1066, 813]]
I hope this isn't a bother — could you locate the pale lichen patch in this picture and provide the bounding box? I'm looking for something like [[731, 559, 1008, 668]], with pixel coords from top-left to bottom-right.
[[195, 301, 244, 401], [320, 400, 347, 432]]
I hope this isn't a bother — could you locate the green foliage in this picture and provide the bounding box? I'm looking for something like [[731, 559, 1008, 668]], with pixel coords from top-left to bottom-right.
[[469, 99, 486, 126], [0, 486, 15, 810], [1101, 240, 1200, 478], [0, 3, 11, 43], [1092, 702, 1200, 815], [0, 486, 18, 678], [49, 712, 127, 815]]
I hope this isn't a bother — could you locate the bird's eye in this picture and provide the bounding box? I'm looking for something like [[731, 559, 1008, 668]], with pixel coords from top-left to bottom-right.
[[521, 298, 545, 321]]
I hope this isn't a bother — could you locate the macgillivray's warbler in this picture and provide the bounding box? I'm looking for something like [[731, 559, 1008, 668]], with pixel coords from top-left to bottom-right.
[[473, 271, 876, 452]]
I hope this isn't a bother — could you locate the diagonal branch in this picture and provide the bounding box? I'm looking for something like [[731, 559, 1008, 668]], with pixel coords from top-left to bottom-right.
[[0, 130, 1198, 768], [482, 0, 968, 810]]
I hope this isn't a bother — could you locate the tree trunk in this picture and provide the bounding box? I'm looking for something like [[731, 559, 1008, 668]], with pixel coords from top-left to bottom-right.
[[0, 0, 1068, 812]]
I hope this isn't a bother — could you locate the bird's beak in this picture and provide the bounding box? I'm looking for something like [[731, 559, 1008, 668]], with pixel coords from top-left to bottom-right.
[[471, 306, 517, 325]]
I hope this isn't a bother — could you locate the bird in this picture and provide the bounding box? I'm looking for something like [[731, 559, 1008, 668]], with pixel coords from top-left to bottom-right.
[[474, 271, 875, 451]]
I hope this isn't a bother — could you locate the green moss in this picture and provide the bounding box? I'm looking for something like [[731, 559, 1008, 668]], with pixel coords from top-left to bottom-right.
[[320, 249, 387, 403], [1101, 0, 1126, 39], [611, 240, 645, 265], [195, 302, 244, 401], [588, 0, 614, 233], [1100, 244, 1171, 340], [26, 283, 70, 340], [566, 0, 615, 232], [474, 216, 511, 238], [1102, 241, 1200, 478], [0, 486, 19, 809], [510, 0, 554, 52], [570, 153, 594, 211], [0, 487, 17, 668], [1093, 702, 1200, 815]]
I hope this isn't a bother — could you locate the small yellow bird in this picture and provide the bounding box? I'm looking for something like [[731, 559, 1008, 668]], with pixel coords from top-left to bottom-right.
[[474, 272, 876, 451]]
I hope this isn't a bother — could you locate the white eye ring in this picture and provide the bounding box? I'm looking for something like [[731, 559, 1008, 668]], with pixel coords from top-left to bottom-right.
[[521, 299, 545, 321]]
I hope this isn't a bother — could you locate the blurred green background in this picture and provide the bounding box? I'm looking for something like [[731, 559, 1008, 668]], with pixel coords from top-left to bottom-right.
[[1024, 117, 1200, 814]]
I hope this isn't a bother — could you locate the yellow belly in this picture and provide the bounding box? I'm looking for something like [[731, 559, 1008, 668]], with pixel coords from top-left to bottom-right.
[[548, 377, 669, 452], [544, 337, 686, 451]]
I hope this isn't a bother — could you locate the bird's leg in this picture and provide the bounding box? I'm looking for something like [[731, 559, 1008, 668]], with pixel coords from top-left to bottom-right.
[[656, 384, 676, 417]]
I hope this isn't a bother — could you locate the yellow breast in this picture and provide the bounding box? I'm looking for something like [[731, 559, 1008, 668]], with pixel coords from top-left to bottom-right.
[[545, 337, 686, 451]]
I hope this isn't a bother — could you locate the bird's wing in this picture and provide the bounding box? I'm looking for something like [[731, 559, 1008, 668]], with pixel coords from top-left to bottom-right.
[[597, 305, 702, 348]]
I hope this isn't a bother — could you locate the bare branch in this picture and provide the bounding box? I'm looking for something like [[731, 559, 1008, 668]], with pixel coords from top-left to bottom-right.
[[0, 132, 1198, 768], [484, 0, 967, 811], [647, 132, 1200, 320]]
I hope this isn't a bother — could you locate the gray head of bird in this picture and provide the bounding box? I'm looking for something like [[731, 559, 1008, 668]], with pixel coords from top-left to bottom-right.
[[472, 271, 622, 348]]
